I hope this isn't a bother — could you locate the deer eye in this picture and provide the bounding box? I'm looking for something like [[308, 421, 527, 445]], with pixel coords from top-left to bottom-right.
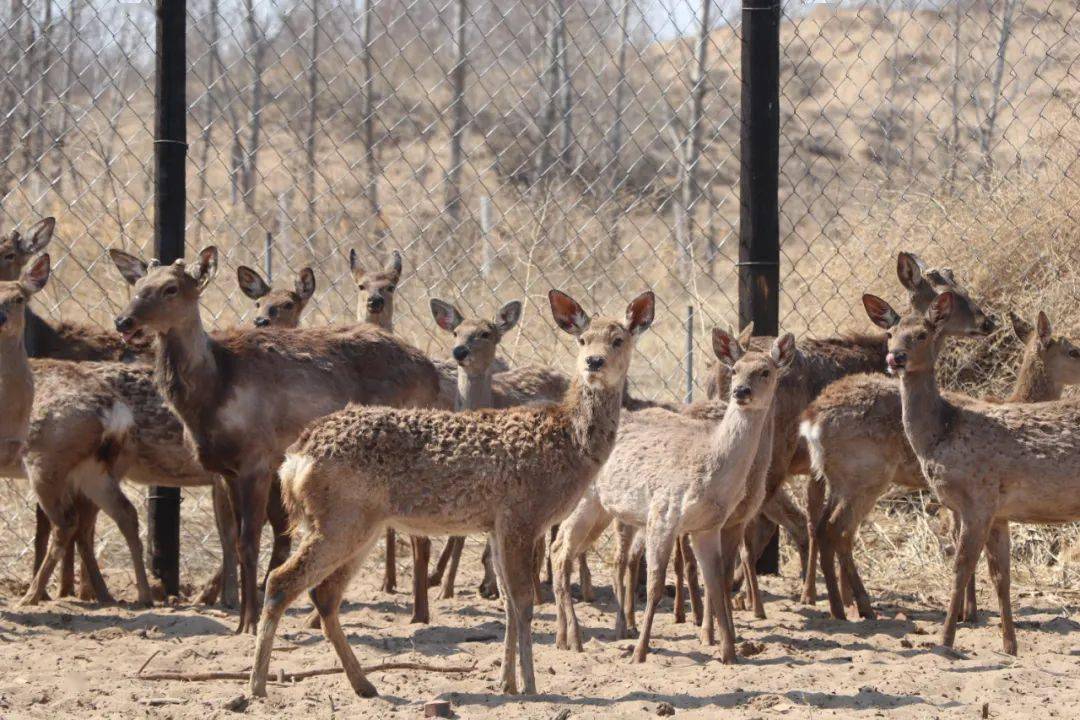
[[760, 369, 770, 378], [282, 302, 294, 311], [612, 337, 624, 348], [3, 253, 14, 262], [917, 331, 928, 341], [478, 331, 490, 340], [577, 337, 585, 347], [13, 296, 23, 304], [163, 285, 179, 296], [358, 283, 366, 291], [1069, 349, 1080, 359], [386, 285, 396, 293]]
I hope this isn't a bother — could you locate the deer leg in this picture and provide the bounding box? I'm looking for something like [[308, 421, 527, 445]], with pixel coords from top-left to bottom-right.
[[487, 529, 519, 694], [438, 537, 465, 599], [531, 538, 545, 605], [428, 538, 455, 587], [32, 504, 51, 600], [577, 553, 594, 602], [983, 520, 1016, 655], [801, 475, 825, 605], [552, 498, 606, 652], [740, 536, 766, 620], [262, 478, 292, 590], [232, 472, 272, 634], [312, 552, 378, 697], [22, 521, 77, 606], [197, 480, 239, 608], [632, 522, 676, 664], [942, 512, 992, 650], [613, 522, 635, 639], [673, 538, 686, 624], [251, 525, 374, 698], [478, 538, 500, 599], [21, 486, 78, 607], [79, 470, 152, 606], [692, 528, 736, 664], [59, 527, 77, 598], [74, 500, 111, 603], [681, 535, 703, 626], [381, 528, 397, 593], [837, 529, 875, 620], [409, 536, 431, 624], [818, 498, 848, 621]]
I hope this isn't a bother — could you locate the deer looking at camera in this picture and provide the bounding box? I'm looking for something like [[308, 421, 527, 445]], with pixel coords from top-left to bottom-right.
[[236, 265, 316, 329], [864, 291, 1080, 656], [109, 246, 440, 633], [250, 290, 655, 698]]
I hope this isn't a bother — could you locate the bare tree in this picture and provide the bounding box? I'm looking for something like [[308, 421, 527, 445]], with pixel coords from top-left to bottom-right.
[[306, 0, 321, 238], [359, 0, 381, 240], [443, 0, 468, 226], [947, 0, 963, 191], [557, 2, 573, 174], [534, 0, 564, 184], [241, 0, 266, 213], [976, 0, 1018, 187], [33, 0, 54, 182], [54, 0, 82, 194], [0, 1, 26, 208], [677, 0, 713, 276], [606, 0, 632, 250]]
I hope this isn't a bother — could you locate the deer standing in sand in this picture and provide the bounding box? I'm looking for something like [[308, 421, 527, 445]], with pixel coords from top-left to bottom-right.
[[552, 327, 795, 663], [801, 309, 1077, 622], [799, 254, 997, 617], [109, 246, 441, 633], [250, 290, 655, 698], [864, 291, 1080, 655]]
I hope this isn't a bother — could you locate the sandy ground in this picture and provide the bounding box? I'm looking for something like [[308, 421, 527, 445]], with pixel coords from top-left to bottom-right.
[[1, 545, 1079, 720]]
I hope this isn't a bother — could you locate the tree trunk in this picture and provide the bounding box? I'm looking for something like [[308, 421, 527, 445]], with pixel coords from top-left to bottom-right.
[[242, 0, 265, 214], [360, 0, 381, 242], [444, 0, 468, 227], [980, 0, 1017, 188], [534, 0, 562, 185], [606, 0, 632, 250], [305, 0, 321, 240], [679, 0, 713, 276]]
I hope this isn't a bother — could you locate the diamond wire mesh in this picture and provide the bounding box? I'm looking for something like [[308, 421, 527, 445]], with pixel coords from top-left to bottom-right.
[[1, 0, 1079, 591]]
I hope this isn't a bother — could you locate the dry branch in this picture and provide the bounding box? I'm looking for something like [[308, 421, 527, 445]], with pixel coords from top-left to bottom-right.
[[136, 660, 475, 684]]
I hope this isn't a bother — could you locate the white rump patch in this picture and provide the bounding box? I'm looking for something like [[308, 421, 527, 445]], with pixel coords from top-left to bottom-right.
[[101, 402, 135, 441], [799, 419, 825, 477]]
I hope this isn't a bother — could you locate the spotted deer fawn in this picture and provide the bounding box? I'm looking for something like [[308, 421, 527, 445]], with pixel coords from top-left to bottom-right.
[[109, 246, 441, 633], [552, 327, 795, 663], [799, 253, 997, 618], [801, 310, 1073, 623], [250, 290, 655, 698], [864, 291, 1080, 655]]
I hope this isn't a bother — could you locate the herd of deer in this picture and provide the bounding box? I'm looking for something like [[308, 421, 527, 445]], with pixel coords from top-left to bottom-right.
[[2, 216, 1079, 699]]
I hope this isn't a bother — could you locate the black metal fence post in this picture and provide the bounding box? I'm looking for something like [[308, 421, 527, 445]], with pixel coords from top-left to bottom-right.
[[148, 0, 187, 596], [739, 0, 781, 575]]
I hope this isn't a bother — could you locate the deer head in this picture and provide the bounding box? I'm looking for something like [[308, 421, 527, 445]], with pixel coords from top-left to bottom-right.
[[0, 253, 50, 341], [713, 324, 796, 409], [0, 218, 55, 282], [111, 246, 218, 342], [350, 248, 401, 329], [237, 265, 316, 328], [431, 298, 521, 376], [548, 289, 654, 390]]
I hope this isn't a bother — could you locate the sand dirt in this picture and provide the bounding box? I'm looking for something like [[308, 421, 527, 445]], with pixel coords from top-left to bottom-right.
[[1, 548, 1079, 719]]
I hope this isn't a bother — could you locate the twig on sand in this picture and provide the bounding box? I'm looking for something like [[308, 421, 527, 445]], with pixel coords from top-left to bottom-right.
[[136, 661, 475, 684], [137, 649, 163, 676]]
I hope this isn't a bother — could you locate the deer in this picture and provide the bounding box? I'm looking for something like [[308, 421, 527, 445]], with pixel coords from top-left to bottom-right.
[[109, 246, 441, 633], [798, 254, 997, 616], [801, 310, 1077, 622], [236, 265, 316, 328], [864, 290, 1080, 655], [249, 289, 655, 698], [552, 327, 796, 663], [0, 253, 153, 606]]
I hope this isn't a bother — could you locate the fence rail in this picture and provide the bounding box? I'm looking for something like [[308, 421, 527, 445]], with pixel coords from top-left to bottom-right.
[[2, 0, 1079, 588]]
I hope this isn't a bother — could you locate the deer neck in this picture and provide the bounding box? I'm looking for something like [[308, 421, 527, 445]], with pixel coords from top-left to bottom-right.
[[707, 397, 772, 480], [898, 365, 947, 457], [456, 368, 493, 411], [1008, 348, 1060, 402], [563, 377, 624, 465], [155, 311, 223, 425], [0, 330, 33, 446]]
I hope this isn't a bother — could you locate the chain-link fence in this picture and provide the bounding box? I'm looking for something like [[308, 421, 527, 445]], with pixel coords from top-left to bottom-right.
[[2, 0, 1079, 591]]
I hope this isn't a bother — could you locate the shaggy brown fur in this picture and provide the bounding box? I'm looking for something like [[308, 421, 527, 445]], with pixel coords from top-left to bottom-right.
[[249, 290, 654, 699]]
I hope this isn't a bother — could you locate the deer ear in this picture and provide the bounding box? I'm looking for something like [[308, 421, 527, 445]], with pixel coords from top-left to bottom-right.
[[190, 246, 219, 292], [236, 266, 270, 300], [926, 291, 955, 329], [349, 248, 364, 282], [862, 294, 901, 330], [430, 298, 464, 333], [737, 321, 755, 350], [712, 327, 743, 367], [896, 252, 924, 292], [549, 290, 590, 336], [1037, 311, 1052, 348], [17, 217, 55, 255], [109, 248, 148, 286], [1009, 311, 1033, 344], [295, 267, 316, 303], [625, 291, 655, 336], [385, 250, 403, 281], [495, 300, 523, 334], [20, 253, 50, 294], [771, 332, 796, 368]]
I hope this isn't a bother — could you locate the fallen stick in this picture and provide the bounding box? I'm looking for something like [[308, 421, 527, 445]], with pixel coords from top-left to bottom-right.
[[137, 661, 475, 684]]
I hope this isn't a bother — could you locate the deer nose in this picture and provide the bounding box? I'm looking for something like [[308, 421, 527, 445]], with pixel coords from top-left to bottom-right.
[[887, 352, 907, 370], [980, 316, 997, 334], [115, 316, 135, 334], [367, 296, 384, 312], [585, 356, 605, 372], [733, 385, 751, 402], [452, 345, 469, 362], [254, 316, 270, 327]]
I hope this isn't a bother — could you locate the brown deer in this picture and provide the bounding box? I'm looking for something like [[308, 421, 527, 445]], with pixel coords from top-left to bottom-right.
[[236, 265, 316, 328], [0, 254, 151, 606], [109, 246, 441, 633], [552, 327, 795, 663], [864, 291, 1080, 655], [799, 254, 996, 614], [350, 247, 401, 331], [250, 290, 655, 698], [802, 310, 1078, 622]]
